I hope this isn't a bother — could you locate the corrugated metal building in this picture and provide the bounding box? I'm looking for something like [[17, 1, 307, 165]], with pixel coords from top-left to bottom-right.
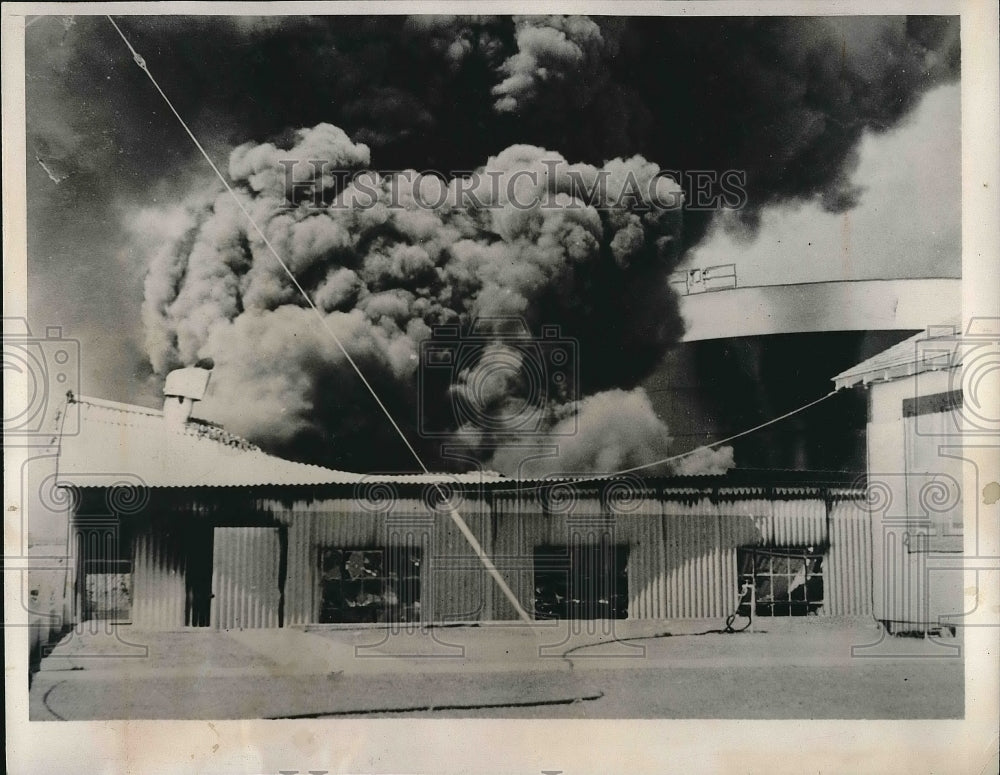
[[51, 371, 875, 629], [62, 475, 873, 630], [833, 320, 967, 633]]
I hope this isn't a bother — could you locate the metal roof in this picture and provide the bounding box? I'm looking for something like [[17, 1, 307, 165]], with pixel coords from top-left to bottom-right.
[[55, 396, 509, 489], [488, 468, 865, 493], [357, 472, 508, 485], [54, 397, 865, 495], [56, 396, 365, 488], [831, 318, 962, 390]]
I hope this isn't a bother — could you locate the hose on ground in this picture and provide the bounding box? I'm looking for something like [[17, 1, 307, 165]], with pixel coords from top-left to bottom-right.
[[724, 582, 754, 633]]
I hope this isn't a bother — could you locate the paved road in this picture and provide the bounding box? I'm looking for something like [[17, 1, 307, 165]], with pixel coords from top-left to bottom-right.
[[31, 661, 962, 720], [29, 620, 964, 720], [355, 662, 963, 718]]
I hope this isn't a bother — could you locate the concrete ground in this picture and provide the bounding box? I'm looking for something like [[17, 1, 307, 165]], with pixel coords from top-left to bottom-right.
[[29, 617, 964, 720]]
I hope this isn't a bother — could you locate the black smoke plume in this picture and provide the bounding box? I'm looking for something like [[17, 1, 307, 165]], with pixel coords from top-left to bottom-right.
[[119, 14, 958, 474]]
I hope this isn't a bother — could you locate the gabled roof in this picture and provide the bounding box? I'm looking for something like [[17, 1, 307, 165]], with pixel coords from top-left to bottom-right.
[[832, 318, 962, 390], [56, 396, 364, 488]]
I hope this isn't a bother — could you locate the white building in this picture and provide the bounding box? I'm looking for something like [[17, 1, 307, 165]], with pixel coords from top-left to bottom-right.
[[833, 321, 965, 634]]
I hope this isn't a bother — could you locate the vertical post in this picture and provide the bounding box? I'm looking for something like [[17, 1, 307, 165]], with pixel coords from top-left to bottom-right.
[[276, 524, 288, 629]]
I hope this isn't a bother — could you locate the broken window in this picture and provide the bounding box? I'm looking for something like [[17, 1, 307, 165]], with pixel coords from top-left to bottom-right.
[[738, 547, 824, 616], [533, 544, 629, 620], [317, 547, 421, 624]]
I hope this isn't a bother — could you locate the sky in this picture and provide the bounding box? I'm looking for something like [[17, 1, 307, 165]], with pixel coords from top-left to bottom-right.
[[23, 14, 961, 473], [685, 81, 960, 286]]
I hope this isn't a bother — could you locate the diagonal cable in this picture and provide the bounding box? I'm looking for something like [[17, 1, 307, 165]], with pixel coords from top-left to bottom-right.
[[610, 390, 838, 477], [106, 15, 533, 623]]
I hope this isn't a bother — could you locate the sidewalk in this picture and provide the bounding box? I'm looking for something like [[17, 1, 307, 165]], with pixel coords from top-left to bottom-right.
[[35, 617, 964, 677], [29, 618, 964, 719]]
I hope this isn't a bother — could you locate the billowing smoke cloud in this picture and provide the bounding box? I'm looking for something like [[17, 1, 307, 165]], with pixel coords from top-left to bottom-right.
[[34, 15, 957, 226], [492, 15, 610, 113], [404, 14, 505, 70], [670, 445, 736, 477], [488, 388, 675, 478], [109, 14, 958, 475], [134, 125, 698, 473], [421, 14, 959, 239]]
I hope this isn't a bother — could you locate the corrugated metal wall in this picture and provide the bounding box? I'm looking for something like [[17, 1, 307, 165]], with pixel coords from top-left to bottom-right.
[[211, 527, 281, 629], [491, 491, 546, 621], [132, 527, 187, 628], [871, 519, 960, 629], [284, 498, 421, 625], [826, 498, 873, 616], [651, 498, 760, 619], [118, 486, 872, 627], [431, 496, 493, 622], [285, 498, 376, 626], [486, 490, 870, 621], [283, 495, 495, 626]]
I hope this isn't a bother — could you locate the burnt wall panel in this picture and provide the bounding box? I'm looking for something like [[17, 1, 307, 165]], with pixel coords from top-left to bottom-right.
[[283, 496, 494, 626], [132, 523, 186, 629], [114, 486, 873, 626]]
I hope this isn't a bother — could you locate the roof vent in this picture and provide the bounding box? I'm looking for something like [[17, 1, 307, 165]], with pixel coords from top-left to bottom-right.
[[163, 366, 212, 427]]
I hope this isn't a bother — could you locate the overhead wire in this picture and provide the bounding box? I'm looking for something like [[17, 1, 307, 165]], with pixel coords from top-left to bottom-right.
[[104, 14, 844, 627], [507, 389, 839, 490], [106, 15, 533, 624]]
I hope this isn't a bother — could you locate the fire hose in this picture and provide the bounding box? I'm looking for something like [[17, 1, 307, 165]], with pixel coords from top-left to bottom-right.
[[724, 581, 755, 633]]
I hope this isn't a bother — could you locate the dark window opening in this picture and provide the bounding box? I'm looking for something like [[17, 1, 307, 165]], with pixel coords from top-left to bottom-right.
[[902, 389, 963, 418], [185, 526, 214, 627], [77, 527, 132, 622], [318, 547, 421, 623], [82, 559, 133, 622], [738, 547, 824, 616], [533, 544, 629, 620]]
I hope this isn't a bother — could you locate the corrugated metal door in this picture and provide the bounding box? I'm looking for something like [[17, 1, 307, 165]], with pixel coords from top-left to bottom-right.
[[132, 529, 186, 629], [211, 527, 281, 629]]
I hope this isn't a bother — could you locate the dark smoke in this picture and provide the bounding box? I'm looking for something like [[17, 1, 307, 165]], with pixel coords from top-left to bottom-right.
[[471, 15, 960, 242], [120, 14, 959, 474], [137, 135, 687, 472], [38, 15, 958, 233]]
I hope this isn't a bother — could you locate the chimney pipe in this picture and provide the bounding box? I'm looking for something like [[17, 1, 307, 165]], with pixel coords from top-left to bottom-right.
[[162, 366, 212, 427]]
